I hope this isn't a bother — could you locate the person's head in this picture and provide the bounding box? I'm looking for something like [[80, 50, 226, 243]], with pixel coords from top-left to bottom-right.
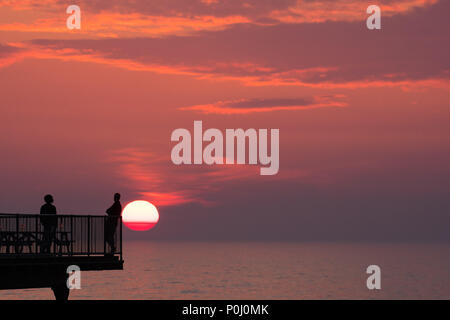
[[44, 194, 54, 204], [114, 193, 121, 201]]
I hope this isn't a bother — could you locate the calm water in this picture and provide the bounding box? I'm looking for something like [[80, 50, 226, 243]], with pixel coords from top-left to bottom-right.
[[1, 242, 449, 299]]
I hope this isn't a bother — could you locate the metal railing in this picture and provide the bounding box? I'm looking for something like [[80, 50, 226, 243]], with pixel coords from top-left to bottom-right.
[[0, 214, 122, 259]]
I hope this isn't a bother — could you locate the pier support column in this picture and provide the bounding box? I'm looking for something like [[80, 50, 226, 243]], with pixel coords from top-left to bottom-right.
[[51, 269, 70, 300], [51, 283, 70, 300]]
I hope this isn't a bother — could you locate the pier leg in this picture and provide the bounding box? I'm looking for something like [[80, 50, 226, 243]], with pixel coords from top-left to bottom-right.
[[51, 282, 70, 300], [51, 271, 70, 300]]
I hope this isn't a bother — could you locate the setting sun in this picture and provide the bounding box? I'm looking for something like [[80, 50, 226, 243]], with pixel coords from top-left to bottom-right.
[[122, 200, 159, 231]]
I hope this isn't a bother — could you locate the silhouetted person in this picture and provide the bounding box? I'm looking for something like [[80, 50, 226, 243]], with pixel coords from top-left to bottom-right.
[[40, 194, 57, 253], [105, 193, 122, 253]]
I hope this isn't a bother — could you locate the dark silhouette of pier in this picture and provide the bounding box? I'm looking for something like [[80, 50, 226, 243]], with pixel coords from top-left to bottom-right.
[[0, 213, 123, 300]]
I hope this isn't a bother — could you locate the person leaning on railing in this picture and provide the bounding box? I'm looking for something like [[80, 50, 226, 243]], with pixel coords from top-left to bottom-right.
[[40, 194, 57, 253], [104, 193, 122, 254]]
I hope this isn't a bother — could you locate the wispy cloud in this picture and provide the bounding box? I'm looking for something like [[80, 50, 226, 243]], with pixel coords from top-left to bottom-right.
[[107, 147, 310, 207], [0, 43, 26, 67], [107, 148, 256, 207], [180, 96, 347, 114], [270, 0, 438, 24], [0, 13, 251, 39], [107, 148, 203, 207]]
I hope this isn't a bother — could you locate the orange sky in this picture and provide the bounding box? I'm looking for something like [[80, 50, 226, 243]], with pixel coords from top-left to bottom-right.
[[0, 0, 449, 241]]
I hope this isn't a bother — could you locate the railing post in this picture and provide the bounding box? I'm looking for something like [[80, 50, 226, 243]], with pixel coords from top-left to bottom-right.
[[103, 216, 106, 255], [15, 214, 19, 254], [87, 215, 91, 256], [35, 215, 38, 254], [70, 215, 74, 256], [119, 216, 123, 261]]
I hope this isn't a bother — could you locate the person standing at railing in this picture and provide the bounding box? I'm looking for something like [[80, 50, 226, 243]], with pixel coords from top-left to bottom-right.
[[105, 193, 122, 253], [40, 194, 57, 253]]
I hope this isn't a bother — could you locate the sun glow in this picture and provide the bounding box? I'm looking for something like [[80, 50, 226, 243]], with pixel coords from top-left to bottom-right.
[[122, 200, 159, 231]]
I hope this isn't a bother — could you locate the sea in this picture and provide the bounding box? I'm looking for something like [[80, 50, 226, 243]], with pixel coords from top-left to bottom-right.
[[0, 242, 449, 299]]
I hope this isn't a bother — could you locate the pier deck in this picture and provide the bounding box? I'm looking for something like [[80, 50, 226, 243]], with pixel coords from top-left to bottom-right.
[[0, 213, 123, 299]]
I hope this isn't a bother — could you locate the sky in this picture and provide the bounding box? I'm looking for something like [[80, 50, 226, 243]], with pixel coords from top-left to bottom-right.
[[0, 0, 449, 241]]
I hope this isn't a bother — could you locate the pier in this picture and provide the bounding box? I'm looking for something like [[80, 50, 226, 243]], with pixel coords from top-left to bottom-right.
[[0, 213, 124, 300]]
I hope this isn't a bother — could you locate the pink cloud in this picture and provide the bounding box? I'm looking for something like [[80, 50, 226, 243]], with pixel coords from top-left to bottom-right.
[[0, 0, 439, 38], [0, 0, 448, 89]]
